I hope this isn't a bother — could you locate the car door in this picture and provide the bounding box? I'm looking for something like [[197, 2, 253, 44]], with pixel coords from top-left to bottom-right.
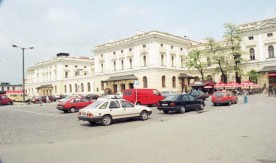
[[187, 94, 198, 110], [108, 101, 125, 119], [120, 100, 138, 118], [181, 95, 190, 110], [78, 98, 90, 109]]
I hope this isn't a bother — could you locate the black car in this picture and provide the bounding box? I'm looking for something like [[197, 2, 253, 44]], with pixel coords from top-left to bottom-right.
[[190, 90, 209, 100], [157, 94, 205, 114], [85, 94, 99, 100]]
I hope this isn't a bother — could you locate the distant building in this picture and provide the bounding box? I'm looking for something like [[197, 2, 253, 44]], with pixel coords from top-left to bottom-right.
[[25, 53, 95, 96], [0, 82, 22, 92]]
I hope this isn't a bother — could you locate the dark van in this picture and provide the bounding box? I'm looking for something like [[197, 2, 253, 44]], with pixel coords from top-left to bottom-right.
[[123, 89, 164, 106]]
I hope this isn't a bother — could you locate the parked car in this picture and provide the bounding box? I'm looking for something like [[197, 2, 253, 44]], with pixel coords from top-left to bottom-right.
[[78, 98, 152, 126], [31, 96, 56, 103], [160, 91, 179, 98], [57, 97, 93, 113], [211, 91, 238, 106], [189, 90, 209, 100], [0, 94, 13, 105], [85, 94, 99, 100], [157, 94, 205, 114], [123, 89, 164, 106]]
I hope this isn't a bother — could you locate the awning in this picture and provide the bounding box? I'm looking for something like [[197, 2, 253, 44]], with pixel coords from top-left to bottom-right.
[[36, 84, 53, 89], [259, 66, 276, 73], [178, 73, 195, 79], [103, 74, 138, 82]]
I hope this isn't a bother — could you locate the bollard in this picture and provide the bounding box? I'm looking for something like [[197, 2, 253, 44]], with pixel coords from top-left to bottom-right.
[[244, 95, 248, 104]]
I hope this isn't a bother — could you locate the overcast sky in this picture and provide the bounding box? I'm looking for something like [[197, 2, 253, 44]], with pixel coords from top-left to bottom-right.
[[0, 0, 275, 84]]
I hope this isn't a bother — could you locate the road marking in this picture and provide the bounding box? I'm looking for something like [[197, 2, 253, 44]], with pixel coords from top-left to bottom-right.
[[1, 108, 76, 117]]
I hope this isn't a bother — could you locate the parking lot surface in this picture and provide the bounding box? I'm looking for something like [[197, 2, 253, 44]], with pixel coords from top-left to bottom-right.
[[0, 94, 276, 163]]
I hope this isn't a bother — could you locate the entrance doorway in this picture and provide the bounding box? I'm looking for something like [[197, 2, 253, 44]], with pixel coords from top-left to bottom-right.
[[113, 84, 117, 94], [129, 83, 134, 89], [120, 84, 125, 92]]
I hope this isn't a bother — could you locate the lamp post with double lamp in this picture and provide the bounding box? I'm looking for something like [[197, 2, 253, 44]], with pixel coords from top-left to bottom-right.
[[12, 45, 34, 103]]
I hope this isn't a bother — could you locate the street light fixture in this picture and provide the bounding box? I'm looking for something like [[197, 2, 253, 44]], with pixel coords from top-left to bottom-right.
[[12, 44, 34, 103]]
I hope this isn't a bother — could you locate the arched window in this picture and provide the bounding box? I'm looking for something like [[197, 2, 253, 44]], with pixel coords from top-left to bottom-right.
[[69, 84, 72, 93], [143, 76, 148, 88], [65, 72, 68, 78], [121, 60, 124, 70], [64, 85, 67, 93], [143, 56, 147, 66], [129, 59, 132, 68], [206, 75, 213, 81], [268, 45, 274, 58], [75, 84, 78, 92], [172, 76, 176, 88], [249, 48, 255, 60], [87, 82, 91, 92], [162, 75, 166, 88], [81, 83, 84, 92], [161, 55, 164, 65]]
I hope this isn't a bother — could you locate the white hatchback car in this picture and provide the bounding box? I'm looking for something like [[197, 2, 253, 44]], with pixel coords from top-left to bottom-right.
[[78, 99, 152, 126]]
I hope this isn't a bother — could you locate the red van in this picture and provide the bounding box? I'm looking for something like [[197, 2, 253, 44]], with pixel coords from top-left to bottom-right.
[[123, 89, 164, 106], [0, 94, 13, 105]]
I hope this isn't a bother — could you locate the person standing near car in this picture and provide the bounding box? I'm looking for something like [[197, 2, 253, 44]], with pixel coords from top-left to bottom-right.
[[39, 96, 43, 106]]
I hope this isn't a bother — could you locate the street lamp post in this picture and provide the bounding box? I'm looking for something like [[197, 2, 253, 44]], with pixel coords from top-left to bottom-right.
[[12, 45, 34, 103]]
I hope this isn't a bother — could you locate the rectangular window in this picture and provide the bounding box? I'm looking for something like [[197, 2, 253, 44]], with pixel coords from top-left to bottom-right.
[[171, 46, 174, 49], [65, 65, 68, 67], [143, 45, 146, 48], [267, 33, 273, 37], [75, 65, 77, 68], [248, 36, 254, 40], [121, 50, 123, 53], [180, 48, 183, 51], [113, 52, 116, 55], [129, 48, 132, 51], [161, 44, 163, 47]]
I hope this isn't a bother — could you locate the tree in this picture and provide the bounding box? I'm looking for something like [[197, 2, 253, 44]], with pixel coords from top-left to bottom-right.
[[247, 70, 259, 83], [204, 37, 233, 83], [185, 49, 208, 80], [223, 23, 244, 83]]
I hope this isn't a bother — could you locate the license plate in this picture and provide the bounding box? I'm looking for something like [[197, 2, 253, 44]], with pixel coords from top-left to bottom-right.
[[162, 104, 168, 106]]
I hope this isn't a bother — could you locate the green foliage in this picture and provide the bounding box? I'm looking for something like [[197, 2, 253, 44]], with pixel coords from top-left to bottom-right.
[[247, 70, 259, 83], [185, 49, 208, 80]]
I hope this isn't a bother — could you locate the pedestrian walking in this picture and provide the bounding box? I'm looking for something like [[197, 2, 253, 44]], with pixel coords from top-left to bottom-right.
[[39, 96, 43, 106], [46, 96, 49, 103]]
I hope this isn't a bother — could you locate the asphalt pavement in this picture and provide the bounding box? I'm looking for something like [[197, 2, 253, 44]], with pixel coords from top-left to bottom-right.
[[0, 94, 276, 163]]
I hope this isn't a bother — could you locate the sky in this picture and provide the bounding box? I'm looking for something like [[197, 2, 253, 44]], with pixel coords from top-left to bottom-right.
[[0, 0, 275, 84]]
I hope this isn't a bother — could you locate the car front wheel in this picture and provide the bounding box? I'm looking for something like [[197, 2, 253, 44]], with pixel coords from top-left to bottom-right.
[[101, 115, 112, 126], [140, 111, 148, 121], [199, 104, 204, 110], [163, 110, 169, 114]]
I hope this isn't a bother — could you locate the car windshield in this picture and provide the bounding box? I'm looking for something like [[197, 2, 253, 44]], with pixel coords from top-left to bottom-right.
[[86, 100, 105, 109], [214, 92, 225, 97], [164, 95, 180, 101]]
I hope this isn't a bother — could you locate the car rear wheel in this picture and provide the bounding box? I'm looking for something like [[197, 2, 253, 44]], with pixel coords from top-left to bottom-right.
[[163, 110, 169, 114], [213, 103, 217, 106], [101, 115, 112, 126], [64, 110, 68, 113], [140, 111, 148, 121], [179, 106, 186, 114], [70, 107, 76, 113]]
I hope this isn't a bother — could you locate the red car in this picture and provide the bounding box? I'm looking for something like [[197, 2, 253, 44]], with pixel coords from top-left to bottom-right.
[[56, 97, 93, 113], [0, 94, 13, 105], [211, 91, 238, 106]]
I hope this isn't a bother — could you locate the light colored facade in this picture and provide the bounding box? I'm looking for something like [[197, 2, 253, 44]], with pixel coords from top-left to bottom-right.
[[25, 54, 95, 96], [0, 82, 22, 92], [93, 31, 198, 94], [239, 18, 276, 88]]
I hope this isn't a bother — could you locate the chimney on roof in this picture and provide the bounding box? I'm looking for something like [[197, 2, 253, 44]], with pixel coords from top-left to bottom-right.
[[57, 53, 69, 57]]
